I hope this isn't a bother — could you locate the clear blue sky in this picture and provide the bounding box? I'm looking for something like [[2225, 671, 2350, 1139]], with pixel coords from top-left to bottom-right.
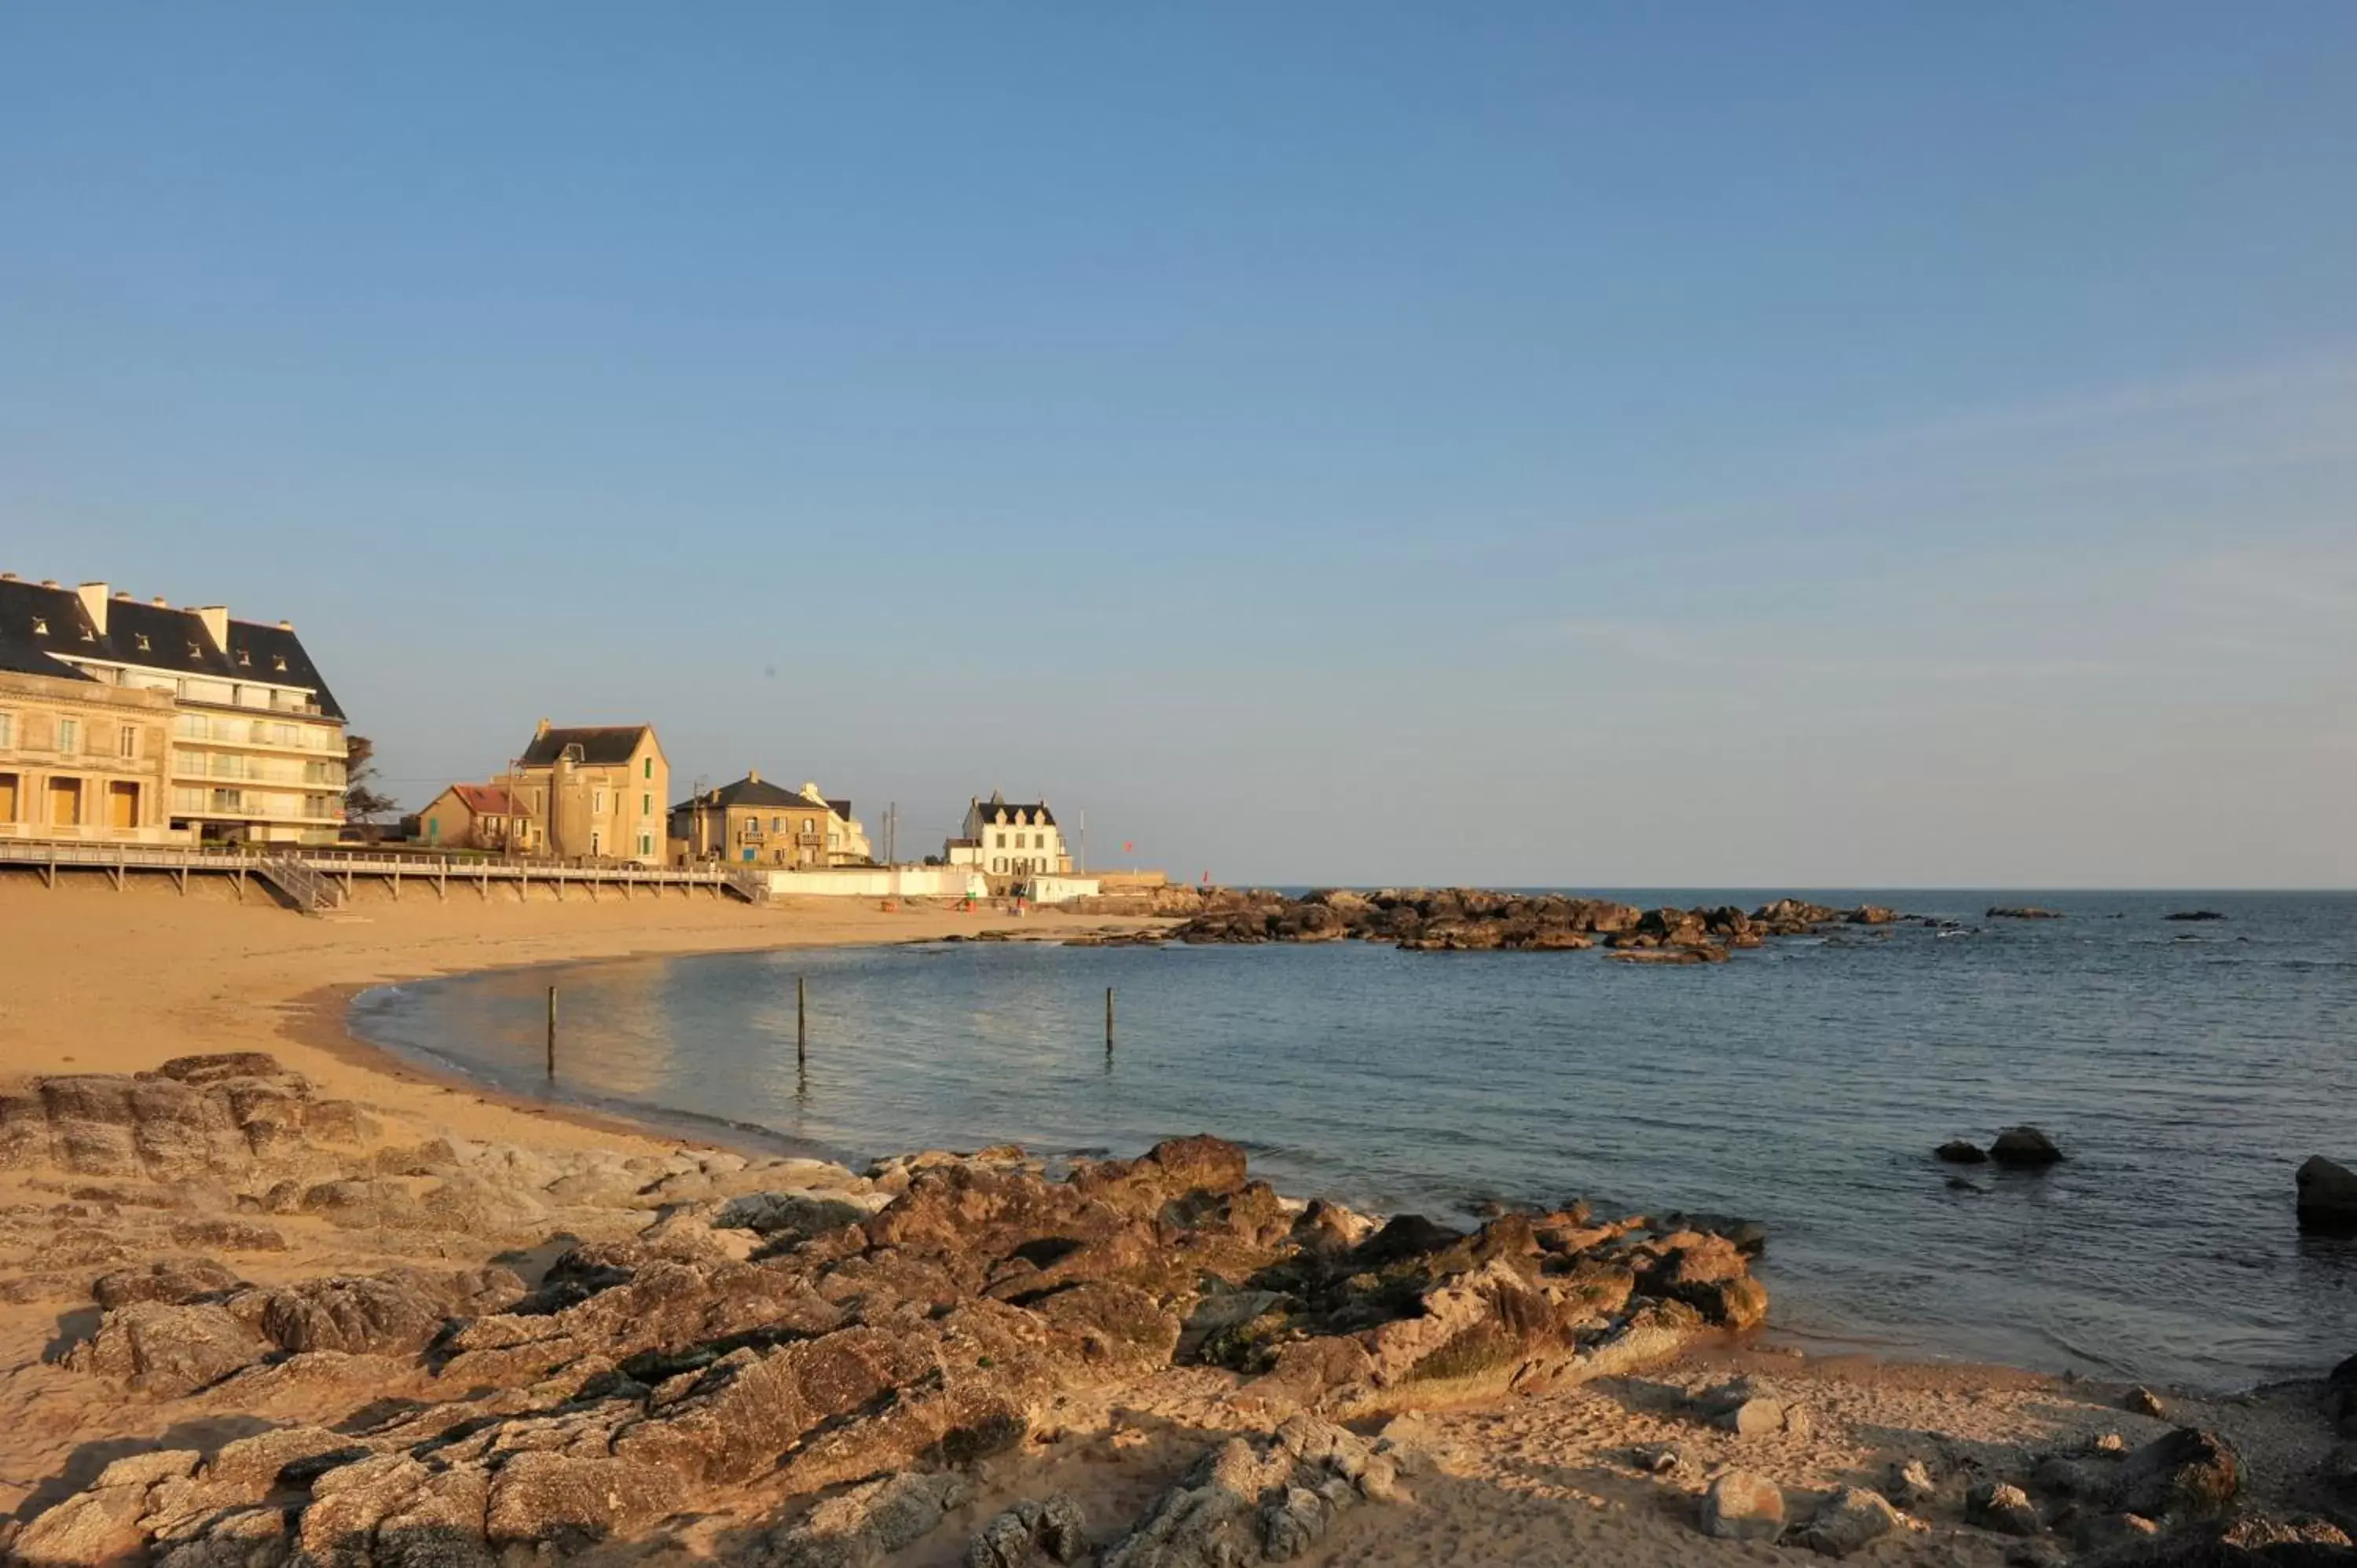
[[5, 5, 2352, 886]]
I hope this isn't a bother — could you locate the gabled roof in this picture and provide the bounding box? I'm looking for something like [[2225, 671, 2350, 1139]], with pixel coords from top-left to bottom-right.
[[519, 724, 658, 767], [449, 783, 519, 816]]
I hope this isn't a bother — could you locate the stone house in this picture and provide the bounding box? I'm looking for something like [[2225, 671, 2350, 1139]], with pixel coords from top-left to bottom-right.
[[669, 770, 835, 867], [511, 721, 668, 865]]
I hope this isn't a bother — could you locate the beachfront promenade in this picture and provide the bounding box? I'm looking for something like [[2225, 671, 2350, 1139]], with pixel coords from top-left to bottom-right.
[[0, 837, 768, 911]]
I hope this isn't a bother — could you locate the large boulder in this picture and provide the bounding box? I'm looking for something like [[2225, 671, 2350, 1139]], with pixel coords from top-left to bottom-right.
[[1701, 1471, 1785, 1541], [1990, 1127, 2065, 1167], [2297, 1157, 2357, 1233], [1790, 1487, 1902, 1558], [2115, 1427, 2241, 1519]]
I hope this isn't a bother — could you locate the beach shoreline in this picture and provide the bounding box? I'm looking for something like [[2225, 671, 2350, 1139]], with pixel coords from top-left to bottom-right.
[[2, 877, 2348, 1564]]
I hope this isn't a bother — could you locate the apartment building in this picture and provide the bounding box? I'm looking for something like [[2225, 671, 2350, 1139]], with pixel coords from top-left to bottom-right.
[[0, 638, 179, 844], [511, 720, 668, 865], [0, 575, 348, 844]]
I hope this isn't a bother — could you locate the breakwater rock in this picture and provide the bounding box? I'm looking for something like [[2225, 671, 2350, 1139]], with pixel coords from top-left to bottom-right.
[[1168, 889, 1905, 956], [9, 1055, 1763, 1567]]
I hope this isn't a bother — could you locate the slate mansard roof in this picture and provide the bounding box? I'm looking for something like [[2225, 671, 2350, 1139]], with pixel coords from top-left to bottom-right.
[[0, 576, 346, 720]]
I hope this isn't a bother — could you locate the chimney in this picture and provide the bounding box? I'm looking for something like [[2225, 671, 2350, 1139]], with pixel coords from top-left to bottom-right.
[[535, 717, 552, 738], [40, 579, 59, 588], [277, 620, 292, 631], [75, 582, 108, 636], [747, 767, 761, 783], [0, 572, 16, 581], [152, 595, 167, 606], [192, 606, 229, 654], [112, 591, 132, 600]]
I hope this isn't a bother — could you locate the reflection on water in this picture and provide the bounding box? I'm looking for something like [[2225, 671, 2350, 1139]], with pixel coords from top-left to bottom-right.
[[350, 889, 2357, 1390]]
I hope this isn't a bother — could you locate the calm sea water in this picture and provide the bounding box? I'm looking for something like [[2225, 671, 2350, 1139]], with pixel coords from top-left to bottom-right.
[[349, 890, 2357, 1390]]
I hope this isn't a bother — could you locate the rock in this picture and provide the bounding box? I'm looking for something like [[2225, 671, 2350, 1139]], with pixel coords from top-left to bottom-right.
[[2003, 1542, 2068, 1568], [1257, 1486, 1332, 1561], [1937, 1140, 1990, 1165], [1968, 1481, 2045, 1536], [90, 1258, 244, 1310], [2128, 1386, 2168, 1417], [16, 1482, 152, 1565], [484, 1451, 686, 1546], [771, 1471, 968, 1567], [1990, 1127, 2065, 1167], [712, 1191, 871, 1240], [1724, 1397, 1787, 1437], [1702, 1470, 1785, 1541], [256, 1266, 522, 1356], [1631, 1442, 1692, 1478], [2164, 911, 2229, 921], [967, 1494, 1090, 1567], [1890, 1458, 1938, 1506], [2116, 1427, 2241, 1519], [205, 1424, 369, 1489], [2297, 1156, 2357, 1233], [1790, 1487, 1902, 1558], [64, 1299, 267, 1397], [1987, 907, 2066, 919], [2072, 1511, 2161, 1552]]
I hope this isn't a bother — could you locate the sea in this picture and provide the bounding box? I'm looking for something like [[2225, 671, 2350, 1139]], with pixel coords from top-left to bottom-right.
[[347, 889, 2357, 1392]]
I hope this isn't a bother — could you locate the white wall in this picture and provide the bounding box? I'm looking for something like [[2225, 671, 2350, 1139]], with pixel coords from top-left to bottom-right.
[[1028, 874, 1102, 904], [759, 865, 991, 899]]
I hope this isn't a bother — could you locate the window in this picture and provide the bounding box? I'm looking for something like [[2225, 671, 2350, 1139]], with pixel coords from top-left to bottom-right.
[[640, 793, 651, 816], [236, 650, 251, 666], [772, 816, 783, 833], [592, 789, 607, 813], [119, 725, 138, 758], [0, 713, 11, 749], [643, 757, 653, 779], [29, 617, 45, 636], [134, 634, 151, 651], [272, 655, 288, 672], [638, 832, 653, 856], [57, 718, 79, 755], [995, 832, 1006, 848]]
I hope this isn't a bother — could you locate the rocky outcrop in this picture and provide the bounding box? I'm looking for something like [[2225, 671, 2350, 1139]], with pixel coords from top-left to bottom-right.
[[1168, 889, 1901, 958], [1987, 907, 2066, 919], [0, 1053, 378, 1180], [1100, 1418, 1398, 1568], [2297, 1156, 2357, 1234], [20, 1128, 1760, 1568]]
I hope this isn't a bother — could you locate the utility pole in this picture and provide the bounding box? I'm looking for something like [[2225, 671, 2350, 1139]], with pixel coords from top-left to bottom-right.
[[1079, 807, 1087, 874]]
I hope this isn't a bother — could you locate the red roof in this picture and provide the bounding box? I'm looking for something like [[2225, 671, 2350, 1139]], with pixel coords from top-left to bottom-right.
[[449, 782, 519, 816]]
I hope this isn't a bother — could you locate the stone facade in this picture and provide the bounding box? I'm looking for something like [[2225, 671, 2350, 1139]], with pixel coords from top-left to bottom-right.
[[948, 791, 1073, 879], [510, 721, 669, 866], [0, 667, 179, 844]]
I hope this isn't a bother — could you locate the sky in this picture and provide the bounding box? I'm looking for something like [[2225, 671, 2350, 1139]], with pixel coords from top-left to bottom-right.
[[3, 5, 2353, 888]]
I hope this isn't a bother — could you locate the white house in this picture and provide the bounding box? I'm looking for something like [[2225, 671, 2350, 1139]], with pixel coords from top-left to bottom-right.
[[947, 789, 1072, 878]]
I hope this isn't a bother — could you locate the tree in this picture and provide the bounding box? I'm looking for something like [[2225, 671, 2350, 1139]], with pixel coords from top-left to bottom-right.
[[343, 735, 399, 828]]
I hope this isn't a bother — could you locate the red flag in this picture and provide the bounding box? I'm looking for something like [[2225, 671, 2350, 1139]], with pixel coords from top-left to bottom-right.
[[1124, 841, 1134, 853]]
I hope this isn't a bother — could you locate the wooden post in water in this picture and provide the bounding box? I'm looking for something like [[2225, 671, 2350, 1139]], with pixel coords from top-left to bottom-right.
[[797, 976, 808, 1066], [545, 985, 558, 1079], [1105, 986, 1115, 1050]]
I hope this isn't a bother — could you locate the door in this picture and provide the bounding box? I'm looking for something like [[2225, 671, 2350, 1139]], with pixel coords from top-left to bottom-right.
[[0, 773, 16, 822], [108, 781, 138, 830], [49, 778, 80, 826]]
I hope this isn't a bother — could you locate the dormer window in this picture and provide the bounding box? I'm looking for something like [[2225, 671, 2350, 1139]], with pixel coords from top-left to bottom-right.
[[79, 625, 93, 641], [135, 634, 151, 651], [188, 643, 202, 658], [29, 617, 45, 636], [236, 650, 251, 666], [272, 655, 288, 672]]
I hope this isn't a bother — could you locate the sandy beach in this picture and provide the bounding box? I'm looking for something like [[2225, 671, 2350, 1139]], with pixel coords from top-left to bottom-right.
[[1, 877, 2348, 1566]]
